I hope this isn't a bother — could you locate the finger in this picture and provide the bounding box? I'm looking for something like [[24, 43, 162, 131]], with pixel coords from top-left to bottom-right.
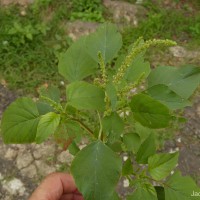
[[29, 173, 78, 200]]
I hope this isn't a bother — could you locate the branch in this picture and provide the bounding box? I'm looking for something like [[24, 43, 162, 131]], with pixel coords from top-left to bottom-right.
[[70, 118, 95, 138]]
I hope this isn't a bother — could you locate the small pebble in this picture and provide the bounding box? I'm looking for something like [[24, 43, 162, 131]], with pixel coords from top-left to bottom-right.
[[175, 147, 179, 151], [60, 81, 65, 86], [176, 137, 181, 143], [123, 179, 129, 188], [20, 10, 26, 16], [123, 156, 128, 161]]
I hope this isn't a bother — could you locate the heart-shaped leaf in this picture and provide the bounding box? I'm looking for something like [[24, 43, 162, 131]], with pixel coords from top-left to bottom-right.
[[71, 141, 122, 200], [1, 98, 40, 143], [136, 133, 156, 164], [148, 65, 200, 99], [148, 152, 179, 180], [146, 84, 191, 110], [102, 112, 124, 142], [86, 23, 122, 63], [130, 94, 172, 128], [66, 81, 105, 111], [165, 171, 200, 200], [58, 36, 98, 82], [36, 112, 60, 143]]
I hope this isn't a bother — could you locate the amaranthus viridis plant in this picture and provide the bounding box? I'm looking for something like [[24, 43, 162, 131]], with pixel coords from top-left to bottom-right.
[[1, 23, 200, 200]]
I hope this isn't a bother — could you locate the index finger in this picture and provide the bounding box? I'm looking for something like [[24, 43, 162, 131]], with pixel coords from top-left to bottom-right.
[[29, 173, 79, 200]]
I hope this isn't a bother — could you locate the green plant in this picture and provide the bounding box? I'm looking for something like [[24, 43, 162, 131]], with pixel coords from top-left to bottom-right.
[[1, 23, 200, 199], [189, 16, 200, 38], [6, 21, 49, 46], [122, 2, 200, 48], [70, 0, 104, 22], [0, 4, 70, 93], [31, 0, 53, 14]]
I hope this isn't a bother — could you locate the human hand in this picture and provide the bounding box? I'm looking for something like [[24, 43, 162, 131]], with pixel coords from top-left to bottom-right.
[[29, 172, 84, 200]]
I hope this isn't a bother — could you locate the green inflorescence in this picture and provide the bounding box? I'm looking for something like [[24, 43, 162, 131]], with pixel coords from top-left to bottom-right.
[[98, 51, 108, 87], [118, 72, 146, 99], [113, 39, 177, 84], [40, 95, 63, 113]]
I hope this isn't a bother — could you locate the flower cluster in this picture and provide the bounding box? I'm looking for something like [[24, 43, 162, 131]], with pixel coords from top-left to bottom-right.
[[113, 39, 177, 84]]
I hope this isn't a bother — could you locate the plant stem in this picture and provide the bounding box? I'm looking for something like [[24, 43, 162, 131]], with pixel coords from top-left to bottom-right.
[[97, 111, 103, 140], [62, 137, 75, 151], [70, 118, 94, 138]]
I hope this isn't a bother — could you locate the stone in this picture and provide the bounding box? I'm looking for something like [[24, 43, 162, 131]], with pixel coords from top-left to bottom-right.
[[0, 141, 7, 158], [0, 172, 4, 180], [16, 150, 33, 169], [35, 160, 56, 176], [123, 179, 129, 188], [103, 0, 146, 26], [20, 164, 37, 179], [79, 144, 87, 150], [32, 142, 56, 159], [57, 150, 74, 164], [66, 21, 99, 41], [4, 148, 18, 160], [169, 46, 187, 57], [0, 0, 32, 6], [169, 46, 200, 58], [2, 178, 26, 196], [123, 156, 128, 161], [197, 106, 200, 117]]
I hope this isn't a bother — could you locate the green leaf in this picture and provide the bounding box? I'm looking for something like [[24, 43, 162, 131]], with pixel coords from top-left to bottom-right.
[[1, 98, 40, 143], [65, 120, 82, 140], [148, 152, 179, 180], [35, 112, 60, 143], [130, 94, 172, 128], [58, 36, 98, 82], [136, 133, 156, 164], [68, 141, 80, 156], [125, 54, 150, 83], [165, 171, 200, 200], [36, 101, 54, 115], [146, 84, 191, 110], [134, 122, 154, 143], [102, 112, 124, 142], [86, 23, 122, 63], [105, 83, 117, 110], [66, 81, 105, 111], [127, 183, 157, 200], [106, 140, 123, 152], [39, 85, 60, 103], [122, 158, 133, 176], [54, 120, 82, 145], [123, 132, 141, 153], [148, 66, 177, 87], [155, 186, 165, 200], [148, 65, 200, 99], [71, 141, 122, 200]]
